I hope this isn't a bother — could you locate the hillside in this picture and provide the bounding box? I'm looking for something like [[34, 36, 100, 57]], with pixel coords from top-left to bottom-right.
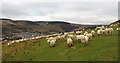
[[2, 26, 118, 61]]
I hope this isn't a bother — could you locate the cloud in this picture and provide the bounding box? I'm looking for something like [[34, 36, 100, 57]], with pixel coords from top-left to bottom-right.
[[1, 1, 118, 25]]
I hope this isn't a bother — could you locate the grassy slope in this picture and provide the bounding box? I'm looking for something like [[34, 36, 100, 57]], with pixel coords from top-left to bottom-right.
[[2, 26, 118, 61]]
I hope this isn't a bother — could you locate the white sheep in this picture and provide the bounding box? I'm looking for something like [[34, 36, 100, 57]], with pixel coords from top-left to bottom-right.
[[117, 28, 120, 32], [49, 39, 56, 47], [7, 43, 10, 46], [91, 30, 95, 37], [97, 29, 103, 37], [76, 35, 84, 43], [67, 34, 75, 39], [11, 41, 15, 44], [76, 31, 82, 35], [95, 26, 105, 30], [67, 38, 73, 47], [47, 37, 54, 43], [81, 36, 89, 46], [84, 31, 88, 35], [84, 33, 92, 40], [104, 28, 110, 36], [108, 28, 113, 35]]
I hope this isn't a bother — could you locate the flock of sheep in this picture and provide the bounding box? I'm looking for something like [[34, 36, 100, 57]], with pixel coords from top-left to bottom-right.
[[7, 26, 120, 47], [47, 26, 120, 47]]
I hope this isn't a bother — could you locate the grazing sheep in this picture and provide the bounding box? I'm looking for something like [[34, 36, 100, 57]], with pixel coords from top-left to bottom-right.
[[11, 41, 15, 44], [97, 29, 103, 37], [56, 36, 61, 40], [67, 38, 73, 47], [95, 26, 105, 30], [67, 34, 75, 39], [117, 28, 120, 32], [76, 35, 84, 40], [49, 39, 56, 47], [60, 35, 66, 39], [47, 37, 56, 47], [47, 37, 54, 44], [76, 35, 84, 43], [108, 28, 113, 35], [104, 28, 110, 36], [81, 36, 89, 46], [7, 43, 10, 46], [84, 31, 88, 35], [91, 30, 95, 37], [101, 29, 106, 36], [76, 31, 82, 35], [69, 31, 74, 34], [84, 33, 92, 40]]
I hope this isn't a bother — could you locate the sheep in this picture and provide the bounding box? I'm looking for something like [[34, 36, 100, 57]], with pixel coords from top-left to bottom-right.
[[101, 29, 106, 36], [95, 26, 105, 30], [55, 36, 61, 40], [64, 32, 69, 38], [11, 41, 15, 44], [76, 35, 84, 40], [67, 38, 73, 47], [67, 34, 75, 39], [49, 39, 56, 47], [117, 28, 120, 32], [84, 33, 92, 40], [47, 37, 54, 44], [97, 29, 103, 37], [15, 40, 20, 43], [104, 28, 110, 36], [60, 35, 66, 39], [76, 35, 84, 43], [7, 43, 10, 46], [108, 28, 113, 35], [69, 31, 74, 34], [81, 36, 89, 46], [84, 31, 88, 35], [76, 31, 82, 35], [91, 30, 95, 37]]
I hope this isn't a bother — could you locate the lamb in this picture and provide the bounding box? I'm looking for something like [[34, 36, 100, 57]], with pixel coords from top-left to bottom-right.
[[91, 30, 95, 37], [67, 38, 73, 47]]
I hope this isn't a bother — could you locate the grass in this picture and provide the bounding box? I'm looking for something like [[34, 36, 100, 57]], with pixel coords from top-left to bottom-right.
[[2, 26, 119, 61]]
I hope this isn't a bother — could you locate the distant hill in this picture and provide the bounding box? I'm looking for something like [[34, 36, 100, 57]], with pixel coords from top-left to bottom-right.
[[1, 18, 81, 37], [108, 20, 120, 26], [1, 18, 102, 39]]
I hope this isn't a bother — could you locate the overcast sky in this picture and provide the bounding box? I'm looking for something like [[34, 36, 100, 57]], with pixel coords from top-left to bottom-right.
[[1, 0, 119, 25]]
